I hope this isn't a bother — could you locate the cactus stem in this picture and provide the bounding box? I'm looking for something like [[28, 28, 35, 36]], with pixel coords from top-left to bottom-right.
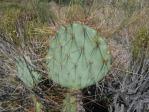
[[63, 90, 85, 112]]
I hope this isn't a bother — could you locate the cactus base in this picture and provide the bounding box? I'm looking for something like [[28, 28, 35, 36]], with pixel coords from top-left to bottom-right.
[[63, 90, 85, 112]]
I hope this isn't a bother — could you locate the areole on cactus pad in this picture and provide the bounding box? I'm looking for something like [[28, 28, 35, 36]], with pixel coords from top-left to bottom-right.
[[47, 22, 111, 90]]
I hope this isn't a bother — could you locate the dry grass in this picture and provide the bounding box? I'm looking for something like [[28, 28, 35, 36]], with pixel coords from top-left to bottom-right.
[[0, 0, 149, 112]]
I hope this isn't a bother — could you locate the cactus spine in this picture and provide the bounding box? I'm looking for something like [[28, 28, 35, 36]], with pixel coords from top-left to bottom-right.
[[47, 22, 111, 112]]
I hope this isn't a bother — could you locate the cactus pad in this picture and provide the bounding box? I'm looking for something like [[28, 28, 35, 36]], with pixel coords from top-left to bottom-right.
[[16, 56, 41, 89], [47, 22, 111, 90]]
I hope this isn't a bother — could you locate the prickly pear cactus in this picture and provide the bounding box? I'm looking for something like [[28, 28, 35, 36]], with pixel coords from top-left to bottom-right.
[[47, 22, 111, 90], [16, 55, 41, 89], [15, 55, 43, 111]]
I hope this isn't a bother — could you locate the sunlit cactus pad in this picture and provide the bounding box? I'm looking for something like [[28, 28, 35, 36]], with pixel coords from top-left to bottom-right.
[[16, 56, 41, 89], [47, 22, 111, 90]]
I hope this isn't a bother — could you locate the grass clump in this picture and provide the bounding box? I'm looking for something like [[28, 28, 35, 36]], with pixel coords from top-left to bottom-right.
[[131, 27, 149, 61], [0, 9, 21, 45]]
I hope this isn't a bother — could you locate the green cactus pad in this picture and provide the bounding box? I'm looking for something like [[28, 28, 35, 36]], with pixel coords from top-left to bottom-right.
[[47, 22, 111, 90], [16, 55, 41, 89]]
